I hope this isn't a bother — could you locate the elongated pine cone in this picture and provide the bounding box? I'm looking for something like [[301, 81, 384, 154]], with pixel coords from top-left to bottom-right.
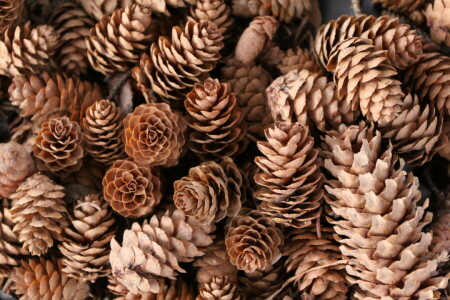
[[327, 37, 404, 123], [82, 99, 126, 165], [9, 173, 68, 256], [77, 0, 133, 21], [86, 4, 156, 75], [102, 159, 161, 218], [11, 257, 91, 300], [0, 0, 26, 35], [197, 276, 241, 300], [277, 47, 324, 75], [425, 0, 450, 47], [59, 193, 116, 282], [0, 141, 35, 198], [254, 121, 323, 228], [321, 123, 449, 299], [185, 78, 247, 160], [123, 103, 186, 167], [225, 210, 283, 273]]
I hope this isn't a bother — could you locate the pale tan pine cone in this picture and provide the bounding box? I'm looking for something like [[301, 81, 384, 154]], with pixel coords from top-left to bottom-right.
[[197, 276, 241, 300]]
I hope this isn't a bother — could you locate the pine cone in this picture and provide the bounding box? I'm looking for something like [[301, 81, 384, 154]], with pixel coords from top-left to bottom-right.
[[0, 141, 35, 198], [9, 173, 68, 256], [425, 0, 450, 47], [86, 4, 156, 75], [254, 121, 323, 228], [225, 209, 283, 273], [277, 47, 324, 76], [327, 37, 404, 123], [185, 77, 247, 160], [77, 0, 133, 21], [197, 276, 241, 300], [375, 0, 426, 23], [82, 99, 126, 165], [123, 103, 186, 167], [0, 0, 26, 36], [102, 159, 161, 218], [33, 116, 84, 177]]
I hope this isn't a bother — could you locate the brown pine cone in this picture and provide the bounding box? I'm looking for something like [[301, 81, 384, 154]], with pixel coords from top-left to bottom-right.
[[102, 159, 161, 218], [197, 276, 241, 300], [123, 103, 186, 167], [425, 0, 450, 47], [185, 78, 247, 160], [77, 0, 133, 21], [0, 141, 35, 198], [225, 210, 283, 273], [276, 47, 324, 76], [254, 121, 323, 229], [82, 99, 126, 165], [0, 0, 26, 36], [9, 173, 68, 256], [33, 116, 84, 177], [86, 4, 156, 75]]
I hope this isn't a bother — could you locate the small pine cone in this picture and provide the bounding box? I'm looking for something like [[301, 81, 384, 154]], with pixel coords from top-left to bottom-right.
[[254, 121, 323, 228], [225, 210, 283, 273], [33, 116, 84, 177], [0, 141, 35, 198], [86, 4, 156, 75], [432, 212, 450, 256], [102, 159, 161, 218], [185, 78, 247, 160], [11, 257, 91, 300], [9, 173, 68, 256], [59, 193, 117, 282], [123, 103, 186, 167], [0, 0, 26, 36], [82, 99, 126, 165], [425, 0, 450, 47], [276, 47, 324, 75], [132, 20, 223, 102], [327, 37, 404, 123], [197, 276, 241, 300]]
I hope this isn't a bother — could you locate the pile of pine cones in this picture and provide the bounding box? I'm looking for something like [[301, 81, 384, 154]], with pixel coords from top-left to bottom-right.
[[0, 0, 449, 299]]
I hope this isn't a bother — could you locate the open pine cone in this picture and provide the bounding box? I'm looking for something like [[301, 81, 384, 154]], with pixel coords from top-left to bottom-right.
[[198, 276, 241, 300]]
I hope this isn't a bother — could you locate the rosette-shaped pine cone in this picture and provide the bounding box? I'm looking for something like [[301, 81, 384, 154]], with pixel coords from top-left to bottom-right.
[[277, 47, 324, 75], [102, 159, 161, 218], [378, 93, 445, 166], [11, 257, 91, 300], [0, 141, 35, 198], [315, 14, 422, 70], [123, 103, 186, 167], [225, 210, 283, 273], [133, 20, 223, 102], [86, 4, 156, 75], [185, 78, 247, 160], [59, 193, 116, 282], [254, 121, 323, 228], [198, 276, 241, 300], [327, 37, 404, 123], [9, 173, 68, 256], [82, 99, 126, 165], [33, 116, 84, 177], [425, 0, 450, 47], [173, 158, 243, 224], [321, 123, 449, 299], [77, 0, 133, 21], [0, 0, 26, 35], [432, 212, 450, 256]]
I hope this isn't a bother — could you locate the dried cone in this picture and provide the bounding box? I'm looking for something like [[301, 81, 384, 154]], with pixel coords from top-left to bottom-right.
[[374, 0, 426, 23], [0, 0, 26, 36], [197, 276, 241, 300], [425, 0, 450, 47], [123, 103, 186, 167], [254, 121, 323, 228], [276, 47, 324, 75], [0, 141, 35, 198], [327, 37, 404, 123], [82, 99, 126, 165], [77, 0, 133, 21], [432, 212, 450, 256], [321, 123, 449, 299], [185, 78, 247, 160], [9, 173, 68, 256], [102, 159, 161, 218]]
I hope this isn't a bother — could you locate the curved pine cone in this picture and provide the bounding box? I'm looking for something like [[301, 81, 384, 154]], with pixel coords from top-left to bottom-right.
[[277, 47, 324, 75], [0, 0, 26, 35], [77, 0, 133, 21], [123, 103, 186, 167], [102, 159, 161, 218], [425, 0, 450, 47], [198, 276, 241, 300]]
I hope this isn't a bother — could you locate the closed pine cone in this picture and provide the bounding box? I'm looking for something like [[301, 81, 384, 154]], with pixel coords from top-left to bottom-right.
[[82, 99, 126, 165], [0, 0, 26, 35], [425, 0, 450, 47], [197, 276, 241, 300], [277, 47, 324, 76], [0, 141, 35, 198], [9, 173, 68, 256], [254, 121, 323, 229], [123, 103, 186, 167], [102, 159, 161, 218], [77, 0, 133, 21], [185, 78, 247, 160]]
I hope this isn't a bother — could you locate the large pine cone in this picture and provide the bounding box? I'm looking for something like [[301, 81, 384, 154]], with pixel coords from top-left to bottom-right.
[[198, 276, 241, 300], [123, 103, 186, 167], [277, 47, 324, 76], [102, 159, 161, 218], [425, 0, 450, 47], [77, 0, 133, 21], [9, 173, 68, 256], [0, 0, 26, 35]]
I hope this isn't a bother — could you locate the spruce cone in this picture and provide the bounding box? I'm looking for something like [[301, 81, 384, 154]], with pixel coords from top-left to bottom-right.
[[33, 116, 84, 177], [9, 173, 68, 256], [59, 193, 116, 282], [225, 210, 283, 273], [86, 4, 156, 75], [185, 77, 247, 160], [425, 0, 450, 47], [327, 37, 404, 123], [102, 159, 161, 218], [197, 276, 241, 300], [277, 47, 324, 75], [0, 141, 35, 198], [77, 0, 133, 21], [254, 121, 323, 228], [82, 99, 126, 165], [0, 0, 26, 36], [123, 103, 186, 167]]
